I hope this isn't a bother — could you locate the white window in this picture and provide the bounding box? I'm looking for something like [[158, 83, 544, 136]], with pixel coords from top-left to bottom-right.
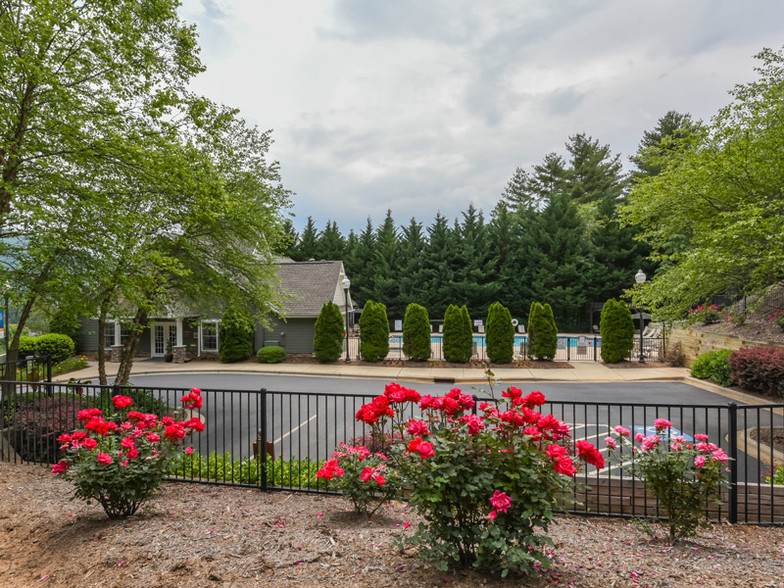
[[200, 320, 219, 352], [104, 323, 116, 348]]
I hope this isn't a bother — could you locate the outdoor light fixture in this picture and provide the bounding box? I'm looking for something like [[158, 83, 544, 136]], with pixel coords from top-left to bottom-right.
[[634, 269, 646, 363], [342, 277, 351, 363]]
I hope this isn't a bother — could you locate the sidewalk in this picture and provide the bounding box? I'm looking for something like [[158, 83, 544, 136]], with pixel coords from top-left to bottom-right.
[[60, 358, 691, 385]]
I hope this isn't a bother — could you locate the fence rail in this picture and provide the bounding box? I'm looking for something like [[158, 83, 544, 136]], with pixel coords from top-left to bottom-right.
[[2, 380, 782, 524], [353, 334, 662, 363]]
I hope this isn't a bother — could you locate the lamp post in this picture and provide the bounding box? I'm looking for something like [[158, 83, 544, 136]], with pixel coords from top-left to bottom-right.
[[342, 277, 351, 363], [634, 269, 646, 364], [2, 282, 9, 361]]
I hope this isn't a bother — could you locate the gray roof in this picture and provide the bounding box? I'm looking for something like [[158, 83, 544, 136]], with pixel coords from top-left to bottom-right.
[[276, 260, 344, 317]]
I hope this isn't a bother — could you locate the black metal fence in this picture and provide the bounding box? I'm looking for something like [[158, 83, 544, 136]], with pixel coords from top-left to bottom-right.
[[2, 380, 782, 524], [363, 334, 662, 363], [0, 356, 52, 383]]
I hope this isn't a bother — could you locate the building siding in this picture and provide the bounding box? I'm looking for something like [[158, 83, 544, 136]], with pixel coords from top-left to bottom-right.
[[256, 317, 315, 354]]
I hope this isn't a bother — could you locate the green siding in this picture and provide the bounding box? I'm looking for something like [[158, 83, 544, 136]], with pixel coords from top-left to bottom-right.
[[256, 318, 316, 354]]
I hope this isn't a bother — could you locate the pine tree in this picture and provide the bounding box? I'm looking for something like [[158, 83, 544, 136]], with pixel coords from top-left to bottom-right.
[[402, 303, 431, 361], [316, 220, 346, 261], [313, 301, 345, 362], [294, 216, 318, 260], [420, 213, 456, 318]]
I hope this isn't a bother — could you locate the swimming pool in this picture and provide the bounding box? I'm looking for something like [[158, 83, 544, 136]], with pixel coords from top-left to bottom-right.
[[388, 334, 603, 349]]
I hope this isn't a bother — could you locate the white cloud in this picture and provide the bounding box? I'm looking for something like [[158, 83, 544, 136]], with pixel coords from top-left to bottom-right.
[[179, 0, 784, 232]]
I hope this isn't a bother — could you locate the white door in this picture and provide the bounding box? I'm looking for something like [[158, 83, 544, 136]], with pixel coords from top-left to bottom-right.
[[151, 323, 177, 357]]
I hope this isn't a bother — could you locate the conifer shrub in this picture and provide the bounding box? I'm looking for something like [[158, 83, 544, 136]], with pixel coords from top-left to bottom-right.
[[313, 301, 345, 362], [460, 305, 473, 361], [443, 305, 471, 363], [528, 302, 558, 360], [257, 346, 286, 364], [359, 301, 390, 362], [219, 307, 255, 363], [402, 303, 431, 361], [599, 298, 635, 364], [486, 301, 513, 364]]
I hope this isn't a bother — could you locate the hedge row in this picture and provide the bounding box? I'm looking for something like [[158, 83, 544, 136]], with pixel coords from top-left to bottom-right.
[[728, 347, 784, 398]]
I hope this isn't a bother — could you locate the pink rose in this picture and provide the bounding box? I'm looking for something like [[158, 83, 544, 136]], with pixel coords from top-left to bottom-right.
[[96, 453, 112, 465], [489, 490, 512, 513]]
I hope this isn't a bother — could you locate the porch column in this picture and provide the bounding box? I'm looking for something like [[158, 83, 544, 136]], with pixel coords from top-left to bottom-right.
[[173, 317, 186, 364]]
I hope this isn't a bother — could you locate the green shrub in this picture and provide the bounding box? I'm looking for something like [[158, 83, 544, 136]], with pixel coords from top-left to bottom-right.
[[443, 305, 467, 363], [460, 306, 473, 360], [359, 301, 389, 362], [16, 333, 75, 362], [257, 346, 286, 363], [53, 355, 89, 376], [313, 301, 345, 362], [528, 302, 557, 360], [402, 303, 431, 361], [49, 309, 82, 342], [599, 299, 635, 364], [219, 307, 255, 363], [690, 349, 733, 387], [170, 451, 323, 488], [486, 301, 513, 364]]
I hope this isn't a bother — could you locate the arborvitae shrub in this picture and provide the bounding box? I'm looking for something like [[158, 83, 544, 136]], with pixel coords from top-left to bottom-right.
[[443, 305, 471, 363], [313, 301, 345, 363], [49, 309, 82, 342], [402, 303, 431, 361], [529, 302, 557, 360], [690, 349, 732, 387], [599, 299, 634, 364], [359, 301, 390, 362], [728, 347, 784, 398], [460, 305, 473, 361], [219, 307, 255, 363], [486, 301, 513, 364], [257, 346, 286, 364]]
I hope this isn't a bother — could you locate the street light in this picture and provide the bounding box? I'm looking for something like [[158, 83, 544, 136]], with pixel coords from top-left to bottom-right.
[[342, 277, 351, 363], [634, 269, 646, 364]]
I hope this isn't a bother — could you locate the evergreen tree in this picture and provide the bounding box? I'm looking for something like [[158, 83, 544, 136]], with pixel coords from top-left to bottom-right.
[[359, 300, 390, 362], [420, 213, 456, 318], [485, 301, 514, 364], [277, 218, 299, 259], [294, 216, 318, 261], [313, 301, 345, 363], [398, 217, 427, 310], [402, 303, 431, 361], [316, 220, 346, 261], [599, 299, 634, 364], [344, 217, 376, 309], [451, 205, 494, 316], [502, 153, 567, 210], [565, 133, 626, 206], [219, 306, 255, 363], [443, 304, 471, 363], [528, 302, 557, 360], [460, 305, 474, 362], [368, 211, 403, 318], [631, 110, 701, 179]]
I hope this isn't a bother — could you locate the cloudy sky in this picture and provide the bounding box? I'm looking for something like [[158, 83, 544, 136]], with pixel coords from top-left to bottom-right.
[[179, 0, 784, 233]]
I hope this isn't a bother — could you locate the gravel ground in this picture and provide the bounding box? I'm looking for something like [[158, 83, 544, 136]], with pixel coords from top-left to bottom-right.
[[2, 462, 784, 587]]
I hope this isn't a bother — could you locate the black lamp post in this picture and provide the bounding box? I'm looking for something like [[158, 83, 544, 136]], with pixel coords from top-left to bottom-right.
[[342, 277, 351, 363], [635, 269, 646, 364], [3, 283, 8, 360]]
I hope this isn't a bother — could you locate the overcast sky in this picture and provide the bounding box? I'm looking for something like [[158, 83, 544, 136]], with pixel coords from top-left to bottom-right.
[[179, 0, 784, 233]]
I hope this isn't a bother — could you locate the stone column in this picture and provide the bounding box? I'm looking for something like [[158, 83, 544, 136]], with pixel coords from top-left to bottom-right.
[[109, 345, 123, 363], [172, 345, 187, 364]]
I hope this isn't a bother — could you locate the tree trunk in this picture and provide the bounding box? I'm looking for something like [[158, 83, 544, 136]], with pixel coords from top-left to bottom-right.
[[115, 307, 148, 385], [7, 294, 37, 365], [97, 307, 108, 386]]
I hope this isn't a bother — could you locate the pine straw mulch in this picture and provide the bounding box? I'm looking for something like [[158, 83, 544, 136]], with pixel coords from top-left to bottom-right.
[[2, 462, 784, 588]]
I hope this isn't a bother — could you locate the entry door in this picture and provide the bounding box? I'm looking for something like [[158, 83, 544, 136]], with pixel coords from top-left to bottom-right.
[[152, 323, 177, 357]]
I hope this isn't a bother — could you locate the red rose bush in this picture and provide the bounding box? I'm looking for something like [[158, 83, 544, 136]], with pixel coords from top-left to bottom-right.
[[52, 389, 204, 519], [329, 382, 602, 576]]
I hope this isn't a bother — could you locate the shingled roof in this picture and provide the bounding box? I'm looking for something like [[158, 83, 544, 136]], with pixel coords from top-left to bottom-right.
[[275, 260, 346, 318]]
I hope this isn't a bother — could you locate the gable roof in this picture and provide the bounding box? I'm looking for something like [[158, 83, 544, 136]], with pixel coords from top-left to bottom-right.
[[276, 260, 346, 318]]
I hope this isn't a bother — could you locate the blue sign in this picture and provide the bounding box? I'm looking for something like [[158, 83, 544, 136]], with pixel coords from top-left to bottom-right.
[[0, 309, 4, 330]]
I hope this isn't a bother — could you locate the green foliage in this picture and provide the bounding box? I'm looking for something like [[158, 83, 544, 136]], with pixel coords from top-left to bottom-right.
[[687, 305, 725, 325], [528, 302, 558, 360], [443, 304, 473, 363], [728, 347, 784, 398], [621, 47, 784, 321], [257, 346, 286, 364], [53, 355, 89, 376], [690, 349, 733, 387], [599, 299, 635, 364], [219, 307, 255, 363], [48, 310, 82, 342], [606, 422, 730, 542], [359, 301, 389, 362], [313, 301, 345, 363], [170, 451, 322, 488], [17, 333, 75, 362], [485, 302, 513, 364], [402, 303, 431, 361]]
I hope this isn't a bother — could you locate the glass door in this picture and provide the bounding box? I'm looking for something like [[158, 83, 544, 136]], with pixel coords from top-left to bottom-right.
[[151, 323, 177, 357]]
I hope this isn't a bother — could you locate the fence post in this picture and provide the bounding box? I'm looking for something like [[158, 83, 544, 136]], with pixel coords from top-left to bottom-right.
[[593, 336, 597, 362], [566, 337, 570, 362], [728, 402, 738, 524], [46, 356, 52, 383], [472, 395, 478, 416], [260, 388, 268, 491]]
